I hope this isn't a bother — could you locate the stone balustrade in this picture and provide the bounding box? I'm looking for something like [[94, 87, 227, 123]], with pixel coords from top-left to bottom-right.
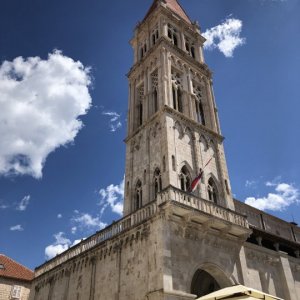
[[35, 201, 157, 277], [35, 187, 253, 278], [234, 199, 300, 244], [158, 186, 249, 228]]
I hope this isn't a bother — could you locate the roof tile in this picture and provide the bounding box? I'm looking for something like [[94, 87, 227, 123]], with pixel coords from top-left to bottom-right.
[[144, 0, 192, 24], [0, 254, 34, 282]]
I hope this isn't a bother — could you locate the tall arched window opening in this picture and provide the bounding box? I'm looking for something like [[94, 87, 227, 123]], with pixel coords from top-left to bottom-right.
[[168, 24, 179, 47], [179, 166, 191, 192], [151, 71, 159, 114], [172, 71, 183, 113], [135, 180, 142, 210], [152, 27, 159, 46], [153, 168, 162, 198], [185, 36, 196, 59], [137, 85, 144, 127], [208, 178, 218, 204], [193, 84, 205, 125]]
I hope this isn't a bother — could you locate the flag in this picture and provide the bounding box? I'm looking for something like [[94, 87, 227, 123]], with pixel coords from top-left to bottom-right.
[[189, 157, 213, 193], [190, 169, 204, 192]]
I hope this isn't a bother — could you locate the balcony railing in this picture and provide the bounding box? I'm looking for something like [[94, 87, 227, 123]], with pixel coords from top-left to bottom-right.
[[35, 186, 249, 278], [35, 201, 157, 277], [158, 186, 249, 228]]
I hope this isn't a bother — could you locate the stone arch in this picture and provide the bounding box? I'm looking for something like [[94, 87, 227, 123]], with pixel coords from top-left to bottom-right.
[[184, 126, 195, 142], [174, 120, 184, 139], [189, 263, 235, 298], [199, 135, 209, 152]]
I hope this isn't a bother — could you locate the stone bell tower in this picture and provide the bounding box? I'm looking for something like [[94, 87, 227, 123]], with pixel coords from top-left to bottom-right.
[[29, 2, 300, 300], [123, 0, 235, 215]]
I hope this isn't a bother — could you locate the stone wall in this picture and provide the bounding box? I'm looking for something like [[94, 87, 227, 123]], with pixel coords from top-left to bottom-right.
[[29, 216, 165, 300], [0, 277, 31, 300]]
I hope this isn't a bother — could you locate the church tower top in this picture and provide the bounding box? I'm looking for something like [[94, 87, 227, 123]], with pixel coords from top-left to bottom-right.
[[143, 0, 192, 24]]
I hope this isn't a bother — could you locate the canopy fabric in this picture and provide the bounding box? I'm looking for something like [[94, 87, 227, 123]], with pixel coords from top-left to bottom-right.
[[197, 285, 283, 300]]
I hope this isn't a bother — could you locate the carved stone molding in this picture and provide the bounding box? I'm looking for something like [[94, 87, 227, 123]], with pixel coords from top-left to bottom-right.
[[246, 251, 280, 266]]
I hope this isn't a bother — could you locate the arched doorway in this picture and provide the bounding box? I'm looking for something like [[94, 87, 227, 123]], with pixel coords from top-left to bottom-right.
[[190, 267, 232, 298], [191, 270, 220, 297]]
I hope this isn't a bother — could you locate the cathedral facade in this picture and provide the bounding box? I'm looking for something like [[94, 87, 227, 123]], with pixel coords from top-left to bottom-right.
[[29, 1, 300, 299]]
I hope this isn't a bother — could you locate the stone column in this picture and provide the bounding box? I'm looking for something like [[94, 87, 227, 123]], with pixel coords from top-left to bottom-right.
[[279, 253, 298, 300], [47, 277, 54, 300], [89, 256, 97, 300], [238, 246, 253, 287], [63, 269, 71, 300]]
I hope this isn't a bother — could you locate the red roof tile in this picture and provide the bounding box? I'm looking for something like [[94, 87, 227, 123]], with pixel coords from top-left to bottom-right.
[[144, 0, 192, 24], [0, 254, 34, 282]]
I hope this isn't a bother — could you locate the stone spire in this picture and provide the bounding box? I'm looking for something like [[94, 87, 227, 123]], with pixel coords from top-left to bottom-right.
[[144, 0, 192, 24]]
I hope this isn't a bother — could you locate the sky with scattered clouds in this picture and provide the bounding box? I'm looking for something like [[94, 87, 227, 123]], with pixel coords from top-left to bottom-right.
[[0, 0, 299, 268]]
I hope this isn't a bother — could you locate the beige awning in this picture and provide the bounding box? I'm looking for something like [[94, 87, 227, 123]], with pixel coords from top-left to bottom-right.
[[197, 285, 283, 300]]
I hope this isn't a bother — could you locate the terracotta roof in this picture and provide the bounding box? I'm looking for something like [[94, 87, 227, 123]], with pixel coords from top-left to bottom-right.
[[144, 0, 192, 24], [0, 254, 34, 282]]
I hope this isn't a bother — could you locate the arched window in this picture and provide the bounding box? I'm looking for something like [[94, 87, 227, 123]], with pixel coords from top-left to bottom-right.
[[179, 166, 191, 192], [177, 89, 183, 112], [152, 28, 159, 45], [135, 180, 142, 210], [137, 85, 144, 127], [191, 46, 195, 59], [172, 71, 183, 113], [126, 181, 129, 196], [154, 89, 158, 112], [152, 71, 158, 114], [185, 36, 196, 59], [193, 85, 205, 125], [208, 178, 218, 204], [167, 24, 179, 47], [154, 168, 162, 198], [139, 102, 143, 126]]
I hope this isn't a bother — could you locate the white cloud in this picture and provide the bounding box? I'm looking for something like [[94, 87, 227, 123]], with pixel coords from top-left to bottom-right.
[[0, 201, 8, 209], [102, 111, 122, 132], [99, 178, 124, 216], [45, 232, 86, 260], [71, 226, 77, 234], [45, 232, 71, 260], [72, 212, 107, 231], [57, 213, 62, 219], [0, 50, 92, 178], [16, 195, 30, 211], [245, 180, 257, 188], [245, 181, 299, 211], [203, 18, 246, 57], [10, 224, 24, 231]]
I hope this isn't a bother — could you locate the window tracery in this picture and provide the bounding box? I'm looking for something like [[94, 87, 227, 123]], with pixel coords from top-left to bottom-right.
[[152, 27, 159, 45], [152, 71, 159, 113], [139, 42, 147, 60], [137, 85, 144, 126], [172, 71, 183, 113], [193, 84, 205, 125], [167, 24, 179, 47], [135, 180, 142, 210], [154, 168, 162, 198], [208, 178, 218, 204], [185, 36, 196, 59], [179, 166, 191, 192]]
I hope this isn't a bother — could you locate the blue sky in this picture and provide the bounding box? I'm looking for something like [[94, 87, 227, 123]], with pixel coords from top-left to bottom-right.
[[0, 0, 299, 270]]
